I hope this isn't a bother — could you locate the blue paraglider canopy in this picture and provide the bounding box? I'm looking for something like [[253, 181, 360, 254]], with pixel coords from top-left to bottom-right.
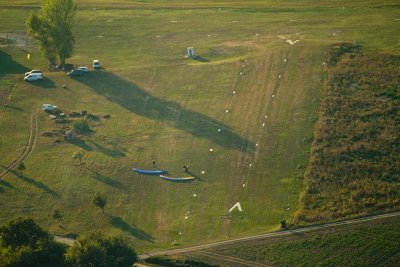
[[133, 168, 168, 175]]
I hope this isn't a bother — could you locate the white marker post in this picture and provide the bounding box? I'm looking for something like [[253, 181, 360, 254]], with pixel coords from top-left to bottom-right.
[[229, 202, 243, 212]]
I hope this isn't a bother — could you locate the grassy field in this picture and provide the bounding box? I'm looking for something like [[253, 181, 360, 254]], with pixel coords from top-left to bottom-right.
[[0, 1, 399, 252], [178, 216, 400, 266]]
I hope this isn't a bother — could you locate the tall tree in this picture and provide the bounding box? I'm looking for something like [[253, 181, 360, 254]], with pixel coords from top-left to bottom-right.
[[17, 162, 26, 175], [26, 0, 77, 66], [0, 218, 66, 267], [73, 151, 84, 165], [92, 192, 106, 213], [52, 209, 63, 227], [65, 233, 137, 267]]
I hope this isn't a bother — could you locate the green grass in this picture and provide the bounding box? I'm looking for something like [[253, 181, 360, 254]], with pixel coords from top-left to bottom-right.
[[0, 1, 399, 253], [214, 219, 400, 266]]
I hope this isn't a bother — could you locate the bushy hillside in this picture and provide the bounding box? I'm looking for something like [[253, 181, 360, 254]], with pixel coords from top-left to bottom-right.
[[296, 43, 400, 222]]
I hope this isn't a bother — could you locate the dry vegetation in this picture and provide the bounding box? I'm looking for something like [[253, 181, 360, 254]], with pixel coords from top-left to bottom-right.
[[295, 43, 400, 223]]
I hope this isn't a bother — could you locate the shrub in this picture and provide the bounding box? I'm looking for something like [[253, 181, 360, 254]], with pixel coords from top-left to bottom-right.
[[72, 119, 90, 134]]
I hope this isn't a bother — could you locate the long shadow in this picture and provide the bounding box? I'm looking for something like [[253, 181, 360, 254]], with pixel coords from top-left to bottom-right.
[[0, 175, 14, 188], [4, 105, 25, 112], [0, 51, 55, 88], [109, 215, 153, 242], [87, 140, 126, 158], [26, 77, 56, 89], [91, 171, 124, 189], [192, 55, 210, 62], [67, 138, 93, 151], [11, 170, 59, 197], [0, 50, 29, 76], [76, 71, 254, 151]]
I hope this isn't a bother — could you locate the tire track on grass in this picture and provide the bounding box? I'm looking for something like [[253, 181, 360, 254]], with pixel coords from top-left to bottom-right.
[[139, 211, 400, 260], [0, 111, 38, 180]]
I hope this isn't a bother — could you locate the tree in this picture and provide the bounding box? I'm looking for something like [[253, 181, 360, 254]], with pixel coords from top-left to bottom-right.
[[52, 209, 63, 227], [92, 192, 106, 213], [72, 151, 84, 165], [72, 119, 91, 134], [26, 0, 77, 66], [0, 218, 66, 267], [65, 233, 137, 267], [17, 162, 26, 175]]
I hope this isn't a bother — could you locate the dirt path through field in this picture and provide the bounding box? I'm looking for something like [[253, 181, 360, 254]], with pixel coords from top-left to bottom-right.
[[138, 211, 400, 260], [0, 111, 38, 180]]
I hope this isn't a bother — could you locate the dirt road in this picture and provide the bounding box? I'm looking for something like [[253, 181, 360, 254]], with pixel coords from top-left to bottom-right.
[[0, 111, 38, 180], [139, 211, 400, 260]]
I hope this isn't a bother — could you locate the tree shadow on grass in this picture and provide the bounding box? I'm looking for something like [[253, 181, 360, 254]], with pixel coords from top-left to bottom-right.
[[76, 71, 254, 152], [4, 105, 25, 112], [0, 177, 14, 188], [109, 215, 154, 243], [91, 171, 124, 189], [87, 140, 126, 158], [0, 50, 29, 77], [11, 170, 60, 198], [67, 138, 94, 151], [27, 77, 56, 89]]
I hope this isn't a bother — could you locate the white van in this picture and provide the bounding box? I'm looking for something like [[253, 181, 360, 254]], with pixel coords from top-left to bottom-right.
[[93, 59, 101, 69], [24, 73, 43, 81], [42, 104, 58, 111]]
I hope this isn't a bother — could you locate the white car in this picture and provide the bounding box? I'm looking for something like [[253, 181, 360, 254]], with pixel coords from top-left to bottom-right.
[[42, 104, 58, 111], [24, 73, 44, 81], [77, 66, 89, 73], [93, 60, 101, 69], [25, 70, 42, 76]]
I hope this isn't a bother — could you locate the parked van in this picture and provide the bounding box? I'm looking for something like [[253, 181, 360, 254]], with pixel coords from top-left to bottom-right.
[[93, 59, 101, 69], [24, 73, 43, 81], [42, 104, 57, 111]]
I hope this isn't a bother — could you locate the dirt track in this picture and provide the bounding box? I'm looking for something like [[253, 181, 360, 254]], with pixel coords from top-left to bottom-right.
[[139, 211, 400, 260], [0, 111, 38, 180]]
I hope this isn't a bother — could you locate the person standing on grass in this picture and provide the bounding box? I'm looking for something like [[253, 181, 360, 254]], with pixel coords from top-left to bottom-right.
[[153, 160, 156, 166]]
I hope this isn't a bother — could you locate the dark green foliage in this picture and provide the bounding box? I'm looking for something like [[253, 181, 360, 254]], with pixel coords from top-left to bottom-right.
[[92, 192, 106, 213], [65, 233, 137, 267], [327, 42, 362, 66], [26, 0, 77, 66], [296, 46, 400, 223], [72, 119, 90, 134], [86, 113, 100, 121], [16, 162, 26, 175], [0, 218, 66, 267], [52, 209, 63, 226], [72, 151, 84, 165], [217, 222, 400, 266]]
